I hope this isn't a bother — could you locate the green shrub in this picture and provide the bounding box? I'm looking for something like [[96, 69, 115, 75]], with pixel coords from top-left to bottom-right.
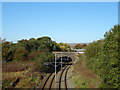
[[36, 52, 55, 73], [85, 25, 120, 88], [101, 25, 120, 88], [2, 36, 60, 73], [85, 40, 103, 74], [13, 47, 28, 61]]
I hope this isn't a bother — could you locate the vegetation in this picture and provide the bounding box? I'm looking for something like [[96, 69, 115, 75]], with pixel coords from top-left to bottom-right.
[[72, 53, 101, 88], [2, 36, 72, 88], [2, 61, 43, 88], [2, 36, 72, 69], [2, 36, 63, 88], [2, 36, 62, 71], [2, 36, 72, 62], [85, 25, 120, 88], [36, 52, 55, 73], [2, 25, 119, 88], [74, 44, 87, 49], [57, 43, 71, 51]]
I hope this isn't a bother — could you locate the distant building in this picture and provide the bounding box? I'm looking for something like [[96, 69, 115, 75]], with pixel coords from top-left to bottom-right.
[[71, 49, 85, 53]]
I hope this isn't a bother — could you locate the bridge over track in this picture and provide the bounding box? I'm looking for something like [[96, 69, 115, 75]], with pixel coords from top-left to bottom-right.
[[53, 52, 79, 63], [41, 52, 79, 89]]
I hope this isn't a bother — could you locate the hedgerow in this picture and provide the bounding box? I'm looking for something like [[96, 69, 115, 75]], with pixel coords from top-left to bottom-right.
[[85, 25, 120, 88]]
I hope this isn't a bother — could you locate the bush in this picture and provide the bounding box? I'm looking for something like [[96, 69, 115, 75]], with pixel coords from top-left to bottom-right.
[[101, 25, 120, 88], [13, 48, 28, 61], [85, 25, 120, 88], [2, 42, 14, 61], [2, 36, 60, 62], [85, 40, 103, 74], [35, 52, 55, 73]]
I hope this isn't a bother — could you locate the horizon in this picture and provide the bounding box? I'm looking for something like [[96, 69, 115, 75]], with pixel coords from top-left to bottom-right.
[[2, 2, 118, 43], [1, 35, 102, 44]]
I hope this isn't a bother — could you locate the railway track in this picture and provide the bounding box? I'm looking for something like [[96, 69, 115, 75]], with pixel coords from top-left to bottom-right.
[[41, 65, 71, 89], [41, 72, 53, 89], [59, 65, 70, 89], [59, 65, 68, 89], [64, 66, 70, 89]]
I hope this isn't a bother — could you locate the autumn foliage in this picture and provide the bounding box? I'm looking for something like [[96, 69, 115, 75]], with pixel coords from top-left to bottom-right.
[[74, 44, 87, 49]]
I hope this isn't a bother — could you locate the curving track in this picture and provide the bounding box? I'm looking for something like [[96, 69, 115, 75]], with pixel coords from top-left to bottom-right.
[[41, 65, 71, 89], [64, 66, 70, 89]]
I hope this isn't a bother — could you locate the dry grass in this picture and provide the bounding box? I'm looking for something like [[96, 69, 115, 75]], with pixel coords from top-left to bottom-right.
[[2, 61, 44, 88], [2, 61, 28, 72], [72, 54, 101, 88]]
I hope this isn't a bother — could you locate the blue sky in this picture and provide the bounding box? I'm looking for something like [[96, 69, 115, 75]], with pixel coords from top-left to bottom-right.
[[2, 2, 118, 43]]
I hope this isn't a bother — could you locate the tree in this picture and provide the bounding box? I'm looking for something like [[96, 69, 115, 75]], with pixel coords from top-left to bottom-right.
[[58, 43, 71, 51], [36, 52, 55, 73], [81, 44, 87, 48], [74, 44, 82, 49], [85, 25, 120, 88], [101, 25, 120, 88], [2, 41, 13, 61]]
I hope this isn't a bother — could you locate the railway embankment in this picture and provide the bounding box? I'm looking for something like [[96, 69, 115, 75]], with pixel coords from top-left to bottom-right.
[[72, 53, 101, 88]]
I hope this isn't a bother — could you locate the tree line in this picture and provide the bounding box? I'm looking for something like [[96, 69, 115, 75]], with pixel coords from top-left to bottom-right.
[[2, 36, 71, 72], [85, 25, 120, 88]]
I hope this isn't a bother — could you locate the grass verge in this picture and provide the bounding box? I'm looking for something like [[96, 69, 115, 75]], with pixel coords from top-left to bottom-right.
[[72, 53, 101, 88]]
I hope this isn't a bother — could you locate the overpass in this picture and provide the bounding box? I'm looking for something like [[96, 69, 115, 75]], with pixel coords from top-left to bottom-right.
[[53, 52, 79, 63]]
